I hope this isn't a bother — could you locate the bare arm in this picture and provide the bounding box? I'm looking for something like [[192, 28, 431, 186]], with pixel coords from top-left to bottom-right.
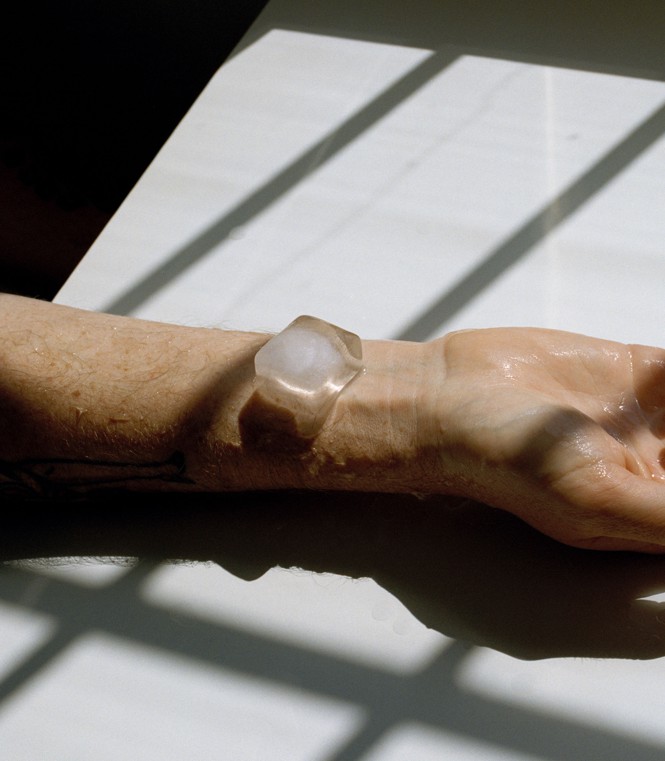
[[0, 294, 261, 494], [4, 293, 665, 553], [0, 293, 432, 497]]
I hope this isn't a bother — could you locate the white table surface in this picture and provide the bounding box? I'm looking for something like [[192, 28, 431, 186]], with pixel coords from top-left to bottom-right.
[[3, 1, 665, 759]]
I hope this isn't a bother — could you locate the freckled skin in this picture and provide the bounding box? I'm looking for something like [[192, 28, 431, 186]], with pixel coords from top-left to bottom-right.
[[3, 294, 665, 551]]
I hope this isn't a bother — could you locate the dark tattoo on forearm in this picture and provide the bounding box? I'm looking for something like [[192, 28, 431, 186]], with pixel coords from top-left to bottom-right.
[[0, 451, 193, 498]]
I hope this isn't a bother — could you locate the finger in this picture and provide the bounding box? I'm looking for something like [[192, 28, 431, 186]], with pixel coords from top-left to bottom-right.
[[629, 344, 665, 410], [573, 463, 665, 549]]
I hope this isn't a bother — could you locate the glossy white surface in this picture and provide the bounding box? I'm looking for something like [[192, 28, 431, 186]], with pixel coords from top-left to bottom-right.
[[3, 1, 665, 759], [57, 30, 665, 345], [0, 633, 363, 760], [0, 602, 55, 681], [361, 724, 544, 761], [142, 565, 448, 673], [459, 649, 665, 746]]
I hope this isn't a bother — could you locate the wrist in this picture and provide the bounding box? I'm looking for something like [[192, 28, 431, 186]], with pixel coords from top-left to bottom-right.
[[276, 338, 447, 493], [194, 336, 434, 493], [309, 339, 432, 490], [305, 333, 486, 497]]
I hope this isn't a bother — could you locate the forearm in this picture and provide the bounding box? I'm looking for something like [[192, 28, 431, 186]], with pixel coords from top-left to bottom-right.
[[0, 295, 442, 496], [7, 295, 663, 552]]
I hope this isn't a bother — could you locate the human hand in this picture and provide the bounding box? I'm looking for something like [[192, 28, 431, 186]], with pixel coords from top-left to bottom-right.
[[7, 292, 665, 553], [427, 328, 665, 552]]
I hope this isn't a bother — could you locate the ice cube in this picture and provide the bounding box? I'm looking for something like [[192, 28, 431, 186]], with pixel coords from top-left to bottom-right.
[[254, 315, 363, 437]]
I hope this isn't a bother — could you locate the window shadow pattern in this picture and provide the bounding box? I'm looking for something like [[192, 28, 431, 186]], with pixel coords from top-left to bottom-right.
[[396, 99, 665, 341], [102, 47, 458, 317], [0, 561, 664, 760], [14, 7, 665, 760], [101, 30, 665, 342]]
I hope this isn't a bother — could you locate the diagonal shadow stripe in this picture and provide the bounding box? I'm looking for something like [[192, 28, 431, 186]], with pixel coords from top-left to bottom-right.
[[0, 561, 158, 706], [103, 49, 458, 316], [0, 624, 79, 705], [395, 99, 665, 341], [323, 641, 474, 761], [1, 566, 663, 761]]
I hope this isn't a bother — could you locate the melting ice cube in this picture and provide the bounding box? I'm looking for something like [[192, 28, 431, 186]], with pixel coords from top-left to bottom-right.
[[254, 315, 363, 437]]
